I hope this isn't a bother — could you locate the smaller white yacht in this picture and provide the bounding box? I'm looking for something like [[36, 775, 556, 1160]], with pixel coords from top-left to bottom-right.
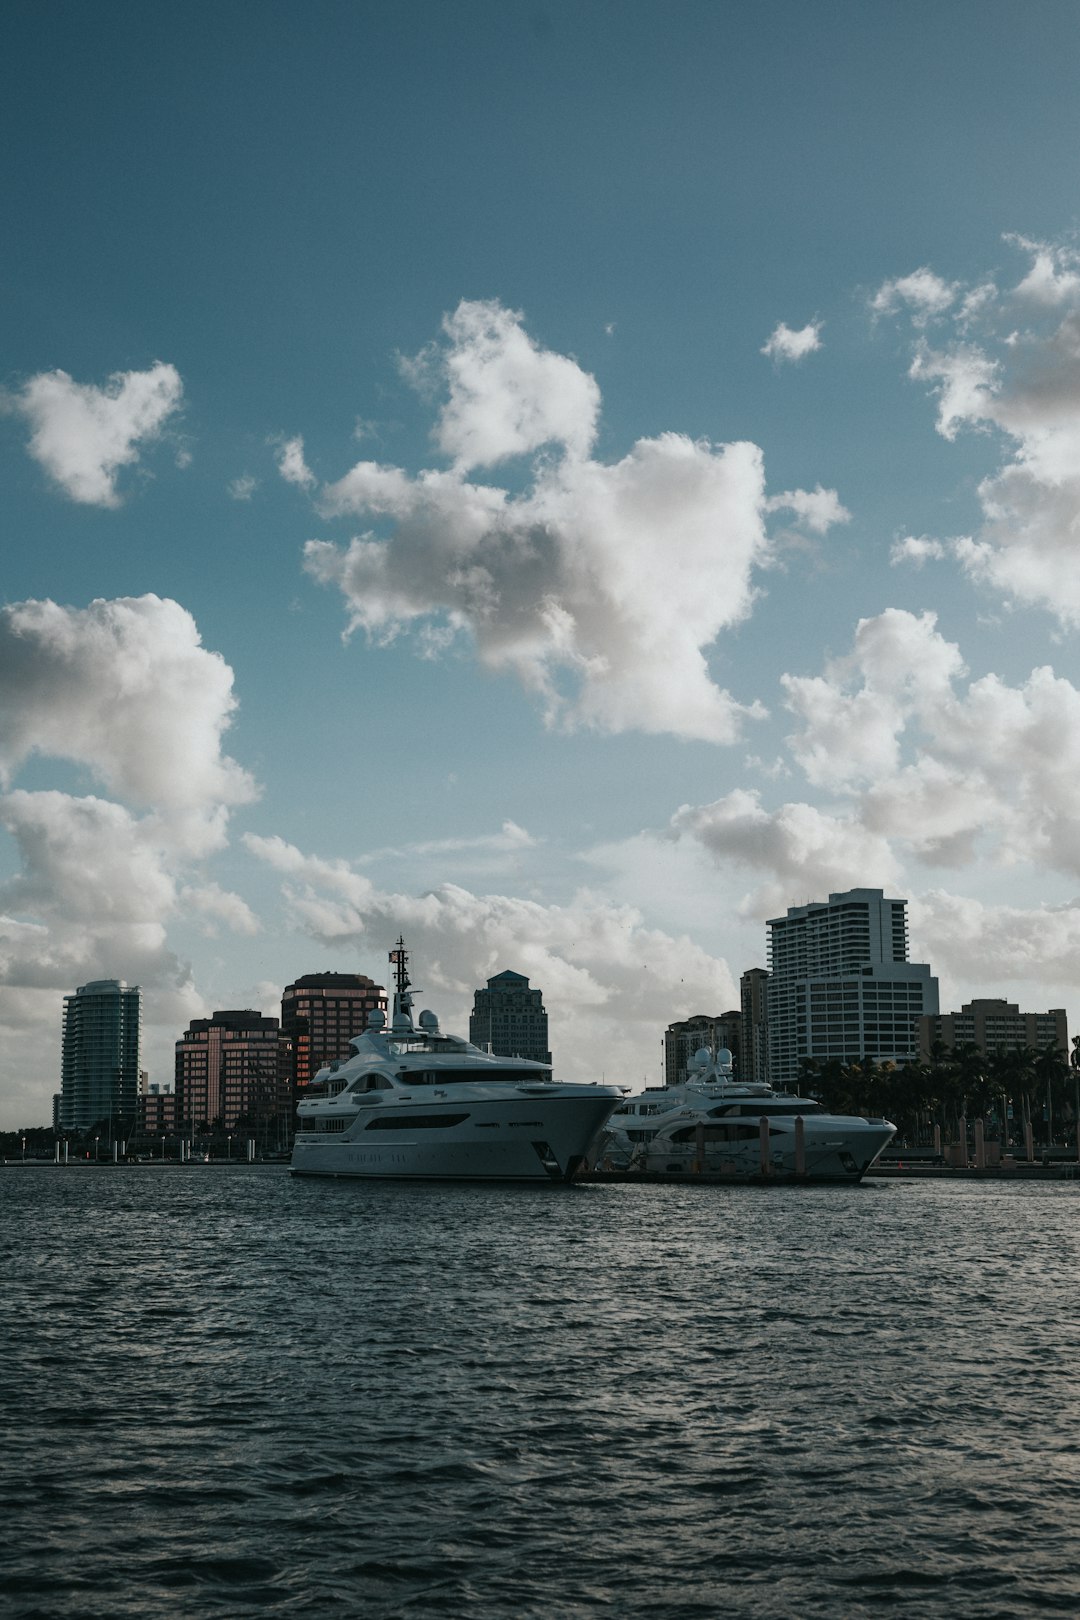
[[291, 940, 624, 1182], [597, 1046, 895, 1183]]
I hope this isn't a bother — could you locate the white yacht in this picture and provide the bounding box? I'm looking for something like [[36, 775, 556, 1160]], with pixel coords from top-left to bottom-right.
[[290, 940, 624, 1182], [598, 1046, 895, 1182]]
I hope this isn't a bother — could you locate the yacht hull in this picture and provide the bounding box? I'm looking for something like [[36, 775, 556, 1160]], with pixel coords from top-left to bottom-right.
[[629, 1123, 895, 1182], [291, 1093, 618, 1183]]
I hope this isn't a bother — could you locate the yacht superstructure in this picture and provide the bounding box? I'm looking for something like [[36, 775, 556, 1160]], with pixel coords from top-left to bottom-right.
[[290, 940, 624, 1182], [599, 1046, 895, 1182]]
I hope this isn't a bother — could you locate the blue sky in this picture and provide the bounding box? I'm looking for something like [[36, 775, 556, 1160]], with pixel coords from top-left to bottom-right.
[[4, 0, 1080, 1124]]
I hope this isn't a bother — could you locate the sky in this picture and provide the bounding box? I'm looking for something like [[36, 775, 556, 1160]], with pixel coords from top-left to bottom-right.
[[4, 0, 1080, 1126]]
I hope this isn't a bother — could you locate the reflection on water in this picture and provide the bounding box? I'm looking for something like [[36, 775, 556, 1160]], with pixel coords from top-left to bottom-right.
[[4, 1168, 1080, 1618]]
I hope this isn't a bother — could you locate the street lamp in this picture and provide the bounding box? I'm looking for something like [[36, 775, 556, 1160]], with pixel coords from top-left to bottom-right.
[[94, 1135, 100, 1162]]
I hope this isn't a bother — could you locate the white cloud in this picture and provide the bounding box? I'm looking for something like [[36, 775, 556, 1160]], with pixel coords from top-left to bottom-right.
[[179, 882, 260, 936], [1007, 235, 1080, 307], [766, 484, 851, 534], [245, 832, 738, 1083], [780, 609, 1080, 875], [761, 321, 822, 363], [872, 268, 958, 323], [782, 609, 964, 788], [890, 534, 948, 567], [3, 362, 183, 506], [275, 434, 316, 489], [0, 791, 176, 931], [880, 240, 1080, 623], [402, 298, 601, 470], [908, 342, 1000, 439], [228, 474, 257, 501], [667, 788, 901, 917], [0, 596, 261, 1119], [301, 301, 783, 745], [307, 437, 769, 743], [912, 890, 1080, 997], [0, 595, 257, 826]]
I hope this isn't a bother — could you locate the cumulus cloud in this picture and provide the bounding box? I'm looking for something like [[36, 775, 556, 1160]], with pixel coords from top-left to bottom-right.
[[912, 890, 1080, 997], [760, 321, 823, 363], [890, 534, 948, 567], [275, 434, 316, 489], [245, 831, 737, 1082], [295, 299, 802, 745], [228, 474, 257, 501], [1007, 235, 1080, 307], [871, 267, 958, 323], [766, 484, 851, 534], [0, 597, 260, 1121], [878, 237, 1080, 623], [908, 342, 1000, 439], [3, 361, 183, 506], [0, 792, 177, 930], [0, 595, 257, 826], [780, 608, 1080, 874], [179, 882, 260, 936], [402, 298, 601, 470], [667, 788, 901, 918]]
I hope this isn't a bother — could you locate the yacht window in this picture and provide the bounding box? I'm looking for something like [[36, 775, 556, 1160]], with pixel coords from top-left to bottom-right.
[[671, 1123, 763, 1143], [365, 1113, 469, 1130], [351, 1073, 393, 1093], [736, 1102, 818, 1116], [432, 1068, 550, 1085]]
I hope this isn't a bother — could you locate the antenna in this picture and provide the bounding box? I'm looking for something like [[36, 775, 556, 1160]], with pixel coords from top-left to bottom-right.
[[388, 937, 414, 1023]]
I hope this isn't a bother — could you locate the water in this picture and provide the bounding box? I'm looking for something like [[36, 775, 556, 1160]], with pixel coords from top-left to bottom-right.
[[3, 1168, 1080, 1618]]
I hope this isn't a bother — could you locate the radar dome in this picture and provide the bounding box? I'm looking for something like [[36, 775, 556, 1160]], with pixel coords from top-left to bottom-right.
[[418, 1009, 439, 1032], [367, 1009, 386, 1030]]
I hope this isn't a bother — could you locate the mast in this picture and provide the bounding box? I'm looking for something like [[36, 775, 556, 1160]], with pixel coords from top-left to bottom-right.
[[388, 937, 413, 1023]]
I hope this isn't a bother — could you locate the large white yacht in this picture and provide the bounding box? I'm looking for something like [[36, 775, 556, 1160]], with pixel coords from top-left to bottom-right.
[[291, 940, 624, 1182], [598, 1046, 895, 1183]]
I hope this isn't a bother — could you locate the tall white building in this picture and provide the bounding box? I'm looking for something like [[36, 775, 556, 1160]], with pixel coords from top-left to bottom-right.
[[60, 978, 141, 1132], [766, 889, 938, 1087]]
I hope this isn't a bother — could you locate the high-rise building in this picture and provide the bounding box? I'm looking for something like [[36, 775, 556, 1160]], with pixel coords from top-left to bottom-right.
[[60, 979, 141, 1132], [919, 1000, 1068, 1061], [280, 972, 387, 1096], [740, 968, 770, 1084], [175, 1010, 292, 1134], [766, 888, 938, 1087], [469, 970, 551, 1065], [663, 1012, 741, 1086]]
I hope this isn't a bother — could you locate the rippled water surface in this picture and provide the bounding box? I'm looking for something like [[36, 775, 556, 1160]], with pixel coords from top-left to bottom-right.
[[4, 1167, 1080, 1617]]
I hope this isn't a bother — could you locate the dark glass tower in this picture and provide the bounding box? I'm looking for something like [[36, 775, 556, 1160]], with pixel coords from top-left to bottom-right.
[[469, 969, 551, 1065], [60, 978, 141, 1132]]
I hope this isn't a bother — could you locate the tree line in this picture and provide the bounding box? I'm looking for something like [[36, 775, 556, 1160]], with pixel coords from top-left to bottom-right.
[[797, 1037, 1080, 1148]]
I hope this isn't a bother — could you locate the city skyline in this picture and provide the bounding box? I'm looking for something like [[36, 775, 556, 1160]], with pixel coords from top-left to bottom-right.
[[5, 1, 1080, 1127]]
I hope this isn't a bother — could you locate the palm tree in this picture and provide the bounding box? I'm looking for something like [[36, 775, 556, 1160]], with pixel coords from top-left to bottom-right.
[[989, 1045, 1037, 1149], [954, 1042, 992, 1120], [1033, 1038, 1069, 1146]]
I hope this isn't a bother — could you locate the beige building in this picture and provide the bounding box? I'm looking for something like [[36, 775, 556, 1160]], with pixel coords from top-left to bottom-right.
[[740, 968, 769, 1084], [919, 1000, 1067, 1060], [664, 1012, 741, 1087]]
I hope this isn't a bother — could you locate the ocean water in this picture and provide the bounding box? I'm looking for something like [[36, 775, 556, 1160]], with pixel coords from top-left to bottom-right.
[[3, 1167, 1080, 1619]]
